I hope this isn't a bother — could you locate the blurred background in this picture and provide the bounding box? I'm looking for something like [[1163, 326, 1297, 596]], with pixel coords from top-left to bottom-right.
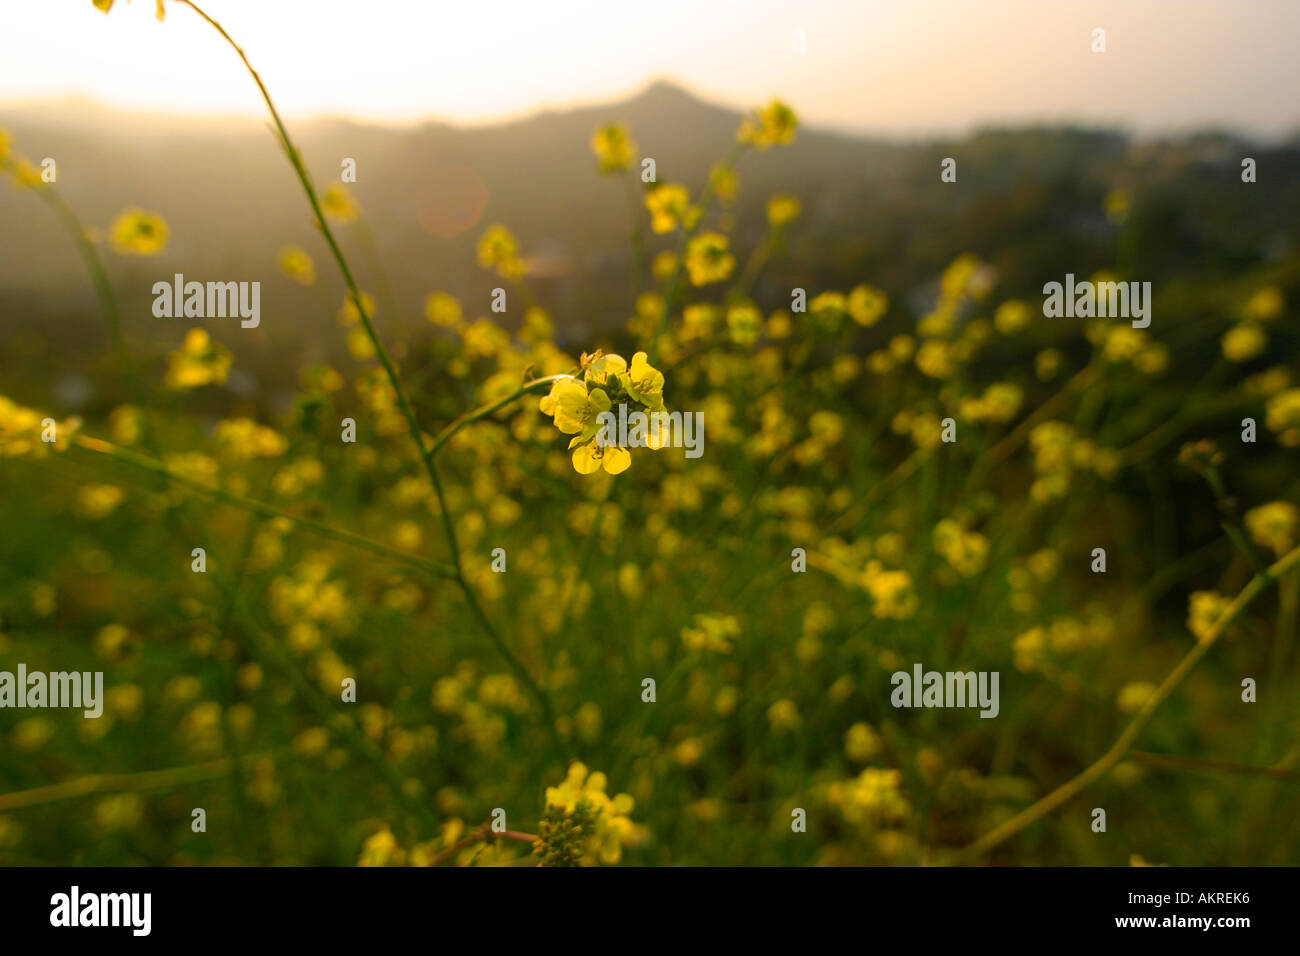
[[1, 0, 1298, 866]]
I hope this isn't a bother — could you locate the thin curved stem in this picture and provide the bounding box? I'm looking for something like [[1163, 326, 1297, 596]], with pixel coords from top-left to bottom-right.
[[175, 0, 555, 730], [961, 542, 1300, 860]]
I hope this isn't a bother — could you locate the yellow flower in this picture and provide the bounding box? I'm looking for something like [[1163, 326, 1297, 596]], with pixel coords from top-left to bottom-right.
[[645, 183, 694, 234], [766, 194, 800, 228], [994, 299, 1032, 335], [277, 245, 315, 286], [933, 519, 989, 576], [476, 224, 524, 280], [915, 340, 956, 379], [76, 484, 125, 519], [1221, 324, 1267, 362], [550, 380, 610, 439], [214, 417, 288, 460], [1266, 389, 1300, 446], [164, 328, 231, 389], [1243, 286, 1284, 322], [321, 182, 359, 223], [683, 231, 735, 286], [848, 284, 888, 326], [737, 99, 798, 149], [828, 768, 910, 826], [860, 561, 918, 619], [727, 303, 761, 346], [1244, 501, 1298, 556], [1187, 590, 1232, 643], [845, 723, 882, 763], [337, 291, 376, 327], [572, 441, 631, 476], [358, 829, 404, 867], [0, 394, 81, 459], [709, 162, 738, 202], [767, 699, 800, 731], [109, 208, 168, 255], [424, 291, 462, 327], [591, 124, 635, 172], [535, 762, 640, 866], [621, 350, 664, 410], [681, 613, 740, 653]]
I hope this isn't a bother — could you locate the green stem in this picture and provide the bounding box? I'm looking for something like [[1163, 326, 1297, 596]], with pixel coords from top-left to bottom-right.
[[961, 542, 1300, 860], [176, 0, 555, 732]]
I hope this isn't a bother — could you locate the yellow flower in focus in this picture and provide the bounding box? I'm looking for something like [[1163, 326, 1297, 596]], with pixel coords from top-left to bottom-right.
[[109, 208, 168, 255], [1244, 501, 1298, 556], [591, 124, 635, 172], [621, 350, 665, 409], [535, 762, 640, 866], [683, 231, 735, 286], [737, 99, 798, 150], [550, 380, 610, 439], [277, 245, 315, 286], [572, 441, 630, 476]]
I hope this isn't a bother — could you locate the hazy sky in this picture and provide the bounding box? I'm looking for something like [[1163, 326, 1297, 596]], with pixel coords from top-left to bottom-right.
[[3, 0, 1298, 136]]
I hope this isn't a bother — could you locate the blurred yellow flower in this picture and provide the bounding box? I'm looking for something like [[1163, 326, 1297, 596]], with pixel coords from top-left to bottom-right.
[[277, 245, 316, 286], [321, 182, 359, 223], [165, 328, 231, 389], [109, 208, 168, 255], [766, 194, 801, 228], [1244, 501, 1298, 556], [683, 231, 735, 286], [737, 99, 798, 149], [591, 124, 636, 172], [1222, 324, 1267, 362]]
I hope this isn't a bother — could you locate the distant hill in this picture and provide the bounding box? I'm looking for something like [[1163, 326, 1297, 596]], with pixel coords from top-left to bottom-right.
[[2, 81, 1298, 394]]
